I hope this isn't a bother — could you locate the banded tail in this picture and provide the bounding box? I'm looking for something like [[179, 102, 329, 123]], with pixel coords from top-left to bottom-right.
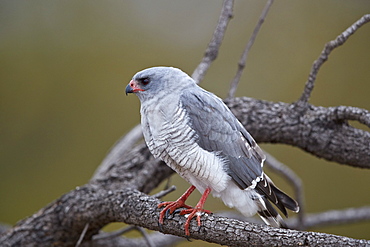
[[254, 175, 299, 227]]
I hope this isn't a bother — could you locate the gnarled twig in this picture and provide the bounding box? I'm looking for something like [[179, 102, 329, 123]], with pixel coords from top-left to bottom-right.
[[297, 14, 370, 107], [191, 0, 235, 84], [228, 0, 275, 98]]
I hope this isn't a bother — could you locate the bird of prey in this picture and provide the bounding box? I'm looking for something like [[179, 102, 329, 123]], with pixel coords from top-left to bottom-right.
[[125, 67, 299, 236]]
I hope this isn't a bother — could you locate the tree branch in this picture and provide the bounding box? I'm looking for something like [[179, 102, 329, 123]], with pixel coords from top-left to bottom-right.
[[2, 96, 368, 246], [1, 4, 369, 247], [90, 231, 182, 247], [225, 97, 370, 168], [287, 206, 370, 230], [2, 186, 369, 247], [228, 0, 274, 98], [264, 152, 305, 229], [191, 0, 234, 84], [328, 105, 370, 129], [297, 14, 370, 107], [92, 124, 143, 181], [215, 206, 370, 233]]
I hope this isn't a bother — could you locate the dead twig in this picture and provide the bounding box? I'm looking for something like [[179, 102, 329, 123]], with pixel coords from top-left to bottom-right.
[[191, 0, 235, 84], [76, 223, 89, 247], [287, 206, 370, 230], [93, 225, 136, 241], [297, 14, 370, 107], [152, 185, 177, 199], [228, 0, 275, 98], [92, 124, 143, 181], [264, 152, 305, 230]]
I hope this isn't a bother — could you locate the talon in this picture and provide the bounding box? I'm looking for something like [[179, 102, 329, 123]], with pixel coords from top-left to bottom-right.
[[165, 208, 171, 218], [173, 208, 182, 214], [203, 210, 212, 215], [179, 209, 190, 216], [158, 221, 163, 232], [156, 186, 212, 237]]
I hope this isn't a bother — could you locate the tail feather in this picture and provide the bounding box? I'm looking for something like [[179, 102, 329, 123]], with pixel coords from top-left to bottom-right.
[[272, 184, 300, 213], [254, 175, 299, 227], [255, 195, 287, 228]]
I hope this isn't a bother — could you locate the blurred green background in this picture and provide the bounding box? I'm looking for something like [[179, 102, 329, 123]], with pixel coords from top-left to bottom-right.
[[1, 0, 369, 245]]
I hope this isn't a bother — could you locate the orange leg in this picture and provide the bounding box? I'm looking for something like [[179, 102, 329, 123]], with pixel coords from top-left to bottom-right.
[[158, 185, 212, 236], [180, 187, 211, 236], [158, 185, 196, 225]]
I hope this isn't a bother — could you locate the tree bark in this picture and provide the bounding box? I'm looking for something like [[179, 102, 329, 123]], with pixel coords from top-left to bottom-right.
[[1, 4, 369, 246], [226, 97, 370, 168], [1, 98, 369, 246]]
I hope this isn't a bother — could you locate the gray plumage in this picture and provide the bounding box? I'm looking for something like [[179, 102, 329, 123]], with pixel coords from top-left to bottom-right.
[[126, 66, 299, 227]]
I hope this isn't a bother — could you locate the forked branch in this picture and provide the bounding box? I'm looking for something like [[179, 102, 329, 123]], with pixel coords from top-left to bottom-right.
[[297, 14, 370, 107]]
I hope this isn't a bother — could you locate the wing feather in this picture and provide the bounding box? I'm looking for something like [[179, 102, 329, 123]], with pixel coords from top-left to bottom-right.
[[178, 88, 301, 217], [180, 89, 263, 190]]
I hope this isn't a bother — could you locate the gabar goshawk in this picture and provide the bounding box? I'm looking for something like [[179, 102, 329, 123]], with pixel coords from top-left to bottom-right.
[[125, 66, 299, 236]]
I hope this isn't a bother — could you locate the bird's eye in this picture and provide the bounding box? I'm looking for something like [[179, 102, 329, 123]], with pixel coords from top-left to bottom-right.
[[141, 78, 150, 85]]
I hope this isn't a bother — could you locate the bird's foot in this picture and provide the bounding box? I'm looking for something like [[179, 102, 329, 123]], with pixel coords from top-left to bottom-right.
[[158, 200, 193, 225], [158, 185, 196, 229], [157, 186, 212, 237], [180, 206, 212, 236]]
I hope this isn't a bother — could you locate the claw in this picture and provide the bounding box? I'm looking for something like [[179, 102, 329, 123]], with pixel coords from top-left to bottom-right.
[[183, 209, 208, 236], [185, 235, 192, 242], [157, 186, 212, 237], [165, 208, 171, 219], [158, 221, 163, 232], [182, 188, 212, 236], [173, 208, 182, 214]]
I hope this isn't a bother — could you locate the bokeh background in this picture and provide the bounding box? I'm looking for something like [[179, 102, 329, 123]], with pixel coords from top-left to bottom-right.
[[1, 0, 369, 246]]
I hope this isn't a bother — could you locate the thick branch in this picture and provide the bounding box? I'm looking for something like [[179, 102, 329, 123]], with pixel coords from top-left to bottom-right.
[[225, 97, 370, 168], [2, 97, 368, 246], [2, 187, 369, 247]]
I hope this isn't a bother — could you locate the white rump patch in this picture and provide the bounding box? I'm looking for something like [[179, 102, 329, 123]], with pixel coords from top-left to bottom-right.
[[213, 181, 259, 217], [245, 172, 264, 191]]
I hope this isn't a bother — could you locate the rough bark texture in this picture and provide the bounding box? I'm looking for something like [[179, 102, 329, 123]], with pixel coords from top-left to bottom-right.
[[1, 98, 369, 247], [0, 144, 173, 247], [1, 2, 369, 245], [0, 97, 370, 246], [226, 97, 370, 168], [2, 187, 369, 247]]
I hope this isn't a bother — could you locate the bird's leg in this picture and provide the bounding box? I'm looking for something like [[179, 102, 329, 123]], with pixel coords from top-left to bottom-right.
[[158, 185, 196, 225], [179, 187, 212, 236], [158, 186, 212, 236]]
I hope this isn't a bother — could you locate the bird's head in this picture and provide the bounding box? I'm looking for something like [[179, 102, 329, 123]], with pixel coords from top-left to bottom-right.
[[125, 67, 195, 102]]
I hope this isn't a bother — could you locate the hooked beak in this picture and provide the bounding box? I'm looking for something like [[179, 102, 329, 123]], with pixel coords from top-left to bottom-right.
[[125, 83, 133, 95], [125, 80, 144, 95]]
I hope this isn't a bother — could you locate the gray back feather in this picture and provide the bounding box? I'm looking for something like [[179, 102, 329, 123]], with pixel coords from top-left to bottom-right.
[[180, 88, 264, 190]]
